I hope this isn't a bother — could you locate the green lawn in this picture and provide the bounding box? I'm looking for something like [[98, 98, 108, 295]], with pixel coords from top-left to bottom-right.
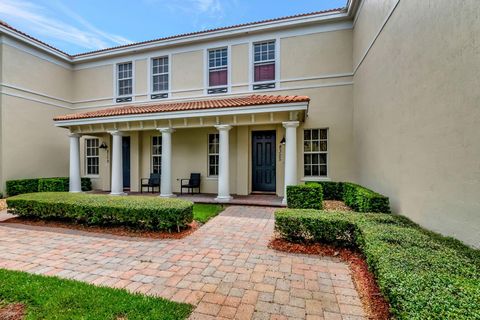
[[193, 203, 224, 223], [0, 269, 192, 320]]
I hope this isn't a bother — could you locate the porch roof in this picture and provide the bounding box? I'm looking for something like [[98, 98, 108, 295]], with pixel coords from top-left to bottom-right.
[[54, 94, 309, 122], [54, 94, 309, 132]]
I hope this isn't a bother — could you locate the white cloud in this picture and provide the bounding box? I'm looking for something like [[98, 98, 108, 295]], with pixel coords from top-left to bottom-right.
[[0, 0, 132, 52]]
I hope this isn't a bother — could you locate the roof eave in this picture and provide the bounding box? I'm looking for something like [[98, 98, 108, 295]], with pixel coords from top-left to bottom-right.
[[54, 102, 309, 128], [71, 10, 350, 62]]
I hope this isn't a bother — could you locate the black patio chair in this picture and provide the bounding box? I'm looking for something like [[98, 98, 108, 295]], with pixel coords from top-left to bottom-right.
[[180, 173, 201, 195], [140, 173, 160, 193]]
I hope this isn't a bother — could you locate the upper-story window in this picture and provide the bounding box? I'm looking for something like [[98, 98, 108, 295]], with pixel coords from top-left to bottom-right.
[[151, 57, 169, 99], [253, 40, 276, 89], [208, 48, 228, 94], [117, 62, 133, 102]]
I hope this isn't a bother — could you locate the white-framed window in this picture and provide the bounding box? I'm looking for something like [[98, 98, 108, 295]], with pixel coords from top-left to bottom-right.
[[208, 133, 219, 176], [253, 40, 276, 83], [152, 136, 162, 174], [117, 62, 133, 96], [152, 57, 169, 93], [85, 138, 99, 176], [303, 129, 328, 177], [208, 48, 228, 90]]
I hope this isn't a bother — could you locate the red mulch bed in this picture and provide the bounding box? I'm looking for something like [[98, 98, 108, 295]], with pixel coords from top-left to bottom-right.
[[1, 217, 199, 239], [323, 200, 353, 212], [0, 302, 25, 320], [269, 238, 390, 320]]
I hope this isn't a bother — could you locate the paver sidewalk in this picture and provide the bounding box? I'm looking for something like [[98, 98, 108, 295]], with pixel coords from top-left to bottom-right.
[[0, 206, 365, 320]]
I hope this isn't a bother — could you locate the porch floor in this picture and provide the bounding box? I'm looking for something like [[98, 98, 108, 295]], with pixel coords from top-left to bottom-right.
[[90, 191, 286, 207]]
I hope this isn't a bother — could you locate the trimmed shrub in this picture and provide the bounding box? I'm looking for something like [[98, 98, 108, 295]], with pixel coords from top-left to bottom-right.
[[6, 192, 193, 232], [6, 177, 92, 196], [305, 181, 344, 200], [275, 209, 356, 246], [38, 178, 67, 192], [286, 184, 323, 209], [343, 182, 390, 213], [6, 178, 39, 196], [274, 209, 480, 319]]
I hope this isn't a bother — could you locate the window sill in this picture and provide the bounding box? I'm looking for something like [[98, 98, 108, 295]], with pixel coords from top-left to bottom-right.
[[83, 175, 100, 179], [301, 176, 331, 182], [205, 176, 218, 181]]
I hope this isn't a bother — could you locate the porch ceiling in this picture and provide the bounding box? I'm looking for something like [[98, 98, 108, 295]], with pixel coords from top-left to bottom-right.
[[53, 94, 309, 134]]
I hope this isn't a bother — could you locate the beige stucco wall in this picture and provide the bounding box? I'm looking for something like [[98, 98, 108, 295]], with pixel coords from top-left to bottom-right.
[[171, 50, 204, 91], [231, 44, 249, 85], [281, 29, 353, 78], [72, 64, 113, 102], [135, 59, 147, 96], [1, 95, 69, 185], [352, 0, 480, 248], [0, 43, 71, 192], [2, 44, 72, 101]]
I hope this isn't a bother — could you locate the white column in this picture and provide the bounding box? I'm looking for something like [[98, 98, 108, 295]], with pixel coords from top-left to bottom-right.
[[215, 125, 232, 202], [282, 121, 299, 204], [68, 133, 82, 193], [109, 130, 125, 195], [158, 128, 175, 197]]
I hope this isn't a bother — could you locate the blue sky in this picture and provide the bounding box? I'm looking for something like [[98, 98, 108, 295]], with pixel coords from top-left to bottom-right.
[[0, 0, 346, 54]]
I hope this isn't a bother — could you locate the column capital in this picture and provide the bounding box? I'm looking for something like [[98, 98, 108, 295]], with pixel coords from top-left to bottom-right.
[[215, 124, 232, 131], [107, 130, 124, 136], [282, 121, 300, 128], [157, 127, 175, 134], [68, 132, 82, 138]]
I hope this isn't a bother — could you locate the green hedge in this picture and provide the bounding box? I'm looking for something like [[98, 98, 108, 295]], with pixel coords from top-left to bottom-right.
[[305, 181, 390, 213], [6, 177, 92, 196], [286, 184, 323, 210], [6, 192, 193, 232], [306, 181, 344, 200], [275, 209, 480, 319], [343, 182, 390, 213]]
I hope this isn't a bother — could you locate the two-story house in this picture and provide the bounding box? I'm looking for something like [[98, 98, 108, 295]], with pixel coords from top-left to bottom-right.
[[0, 0, 478, 247]]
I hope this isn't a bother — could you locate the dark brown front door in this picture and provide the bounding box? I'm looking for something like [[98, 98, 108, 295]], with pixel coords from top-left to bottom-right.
[[252, 131, 276, 192]]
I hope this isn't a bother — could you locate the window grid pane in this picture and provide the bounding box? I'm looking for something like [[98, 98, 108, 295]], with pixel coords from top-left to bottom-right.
[[85, 138, 100, 175], [208, 133, 219, 176], [152, 57, 169, 92], [152, 136, 162, 174], [208, 48, 228, 87], [303, 129, 328, 177], [117, 62, 132, 96], [253, 41, 275, 82], [254, 41, 275, 63]]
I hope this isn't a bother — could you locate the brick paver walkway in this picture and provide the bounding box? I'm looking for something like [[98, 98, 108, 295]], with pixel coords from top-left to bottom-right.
[[0, 206, 365, 320]]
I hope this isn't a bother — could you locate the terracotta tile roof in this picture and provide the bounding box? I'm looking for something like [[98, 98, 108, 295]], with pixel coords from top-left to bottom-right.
[[0, 7, 345, 58], [72, 7, 345, 57], [0, 20, 69, 57], [53, 94, 310, 121]]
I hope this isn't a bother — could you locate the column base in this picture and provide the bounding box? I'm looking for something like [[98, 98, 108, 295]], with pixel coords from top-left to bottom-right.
[[159, 193, 176, 198], [69, 190, 83, 193], [110, 192, 127, 196], [215, 195, 232, 202], [282, 197, 287, 205]]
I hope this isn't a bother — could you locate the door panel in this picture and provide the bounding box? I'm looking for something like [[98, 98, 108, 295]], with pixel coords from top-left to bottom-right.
[[252, 131, 276, 192], [122, 137, 131, 188]]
